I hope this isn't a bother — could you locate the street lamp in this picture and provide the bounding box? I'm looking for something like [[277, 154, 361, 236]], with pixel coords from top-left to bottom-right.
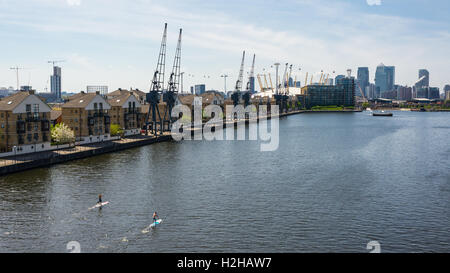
[[180, 72, 185, 93], [274, 63, 280, 95], [221, 74, 228, 94], [13, 146, 17, 165]]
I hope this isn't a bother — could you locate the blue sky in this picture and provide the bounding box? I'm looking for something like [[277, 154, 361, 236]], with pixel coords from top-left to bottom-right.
[[1, 0, 449, 93]]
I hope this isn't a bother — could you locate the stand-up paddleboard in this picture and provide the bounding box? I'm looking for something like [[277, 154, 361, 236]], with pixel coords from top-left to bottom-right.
[[89, 201, 109, 210], [142, 219, 163, 234]]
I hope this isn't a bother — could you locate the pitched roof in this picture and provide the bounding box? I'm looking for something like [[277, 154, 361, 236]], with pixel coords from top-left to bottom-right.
[[62, 93, 98, 108], [107, 93, 132, 107], [109, 88, 146, 98], [50, 109, 62, 120], [178, 94, 195, 105], [0, 91, 34, 111]]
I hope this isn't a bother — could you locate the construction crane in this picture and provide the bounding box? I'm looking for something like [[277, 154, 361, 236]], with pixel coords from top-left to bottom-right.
[[304, 72, 308, 88], [357, 80, 368, 102], [231, 50, 245, 106], [164, 28, 183, 131], [145, 23, 168, 135], [48, 60, 66, 67], [10, 66, 25, 91]]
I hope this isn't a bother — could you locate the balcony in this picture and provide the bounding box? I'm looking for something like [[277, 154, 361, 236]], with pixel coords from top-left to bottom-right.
[[25, 113, 40, 122], [41, 120, 50, 131], [104, 115, 110, 126], [16, 120, 26, 134], [93, 111, 105, 118], [88, 117, 95, 126]]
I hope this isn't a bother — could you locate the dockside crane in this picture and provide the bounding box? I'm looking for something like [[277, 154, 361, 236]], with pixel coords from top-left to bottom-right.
[[243, 54, 255, 107], [145, 23, 168, 136], [231, 50, 245, 106], [163, 28, 183, 131]]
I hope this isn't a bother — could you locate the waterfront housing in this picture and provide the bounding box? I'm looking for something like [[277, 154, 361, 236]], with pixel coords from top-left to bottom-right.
[[300, 76, 355, 108], [107, 91, 142, 136], [108, 88, 147, 105], [0, 91, 51, 155], [61, 91, 111, 144]]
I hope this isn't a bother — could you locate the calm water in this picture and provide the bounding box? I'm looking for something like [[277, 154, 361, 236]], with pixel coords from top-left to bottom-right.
[[0, 111, 449, 253]]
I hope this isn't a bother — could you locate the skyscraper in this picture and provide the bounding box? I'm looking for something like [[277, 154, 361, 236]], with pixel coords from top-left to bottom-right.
[[375, 63, 395, 93], [50, 66, 62, 101], [416, 69, 430, 88], [357, 67, 369, 97], [335, 75, 345, 85]]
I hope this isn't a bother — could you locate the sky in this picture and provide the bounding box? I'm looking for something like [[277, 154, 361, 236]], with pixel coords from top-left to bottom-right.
[[1, 0, 450, 93]]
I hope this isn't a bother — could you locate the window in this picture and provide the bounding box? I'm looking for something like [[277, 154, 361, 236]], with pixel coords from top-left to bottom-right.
[[33, 133, 39, 141], [26, 104, 31, 112], [33, 104, 39, 113], [27, 134, 32, 142], [34, 123, 38, 131]]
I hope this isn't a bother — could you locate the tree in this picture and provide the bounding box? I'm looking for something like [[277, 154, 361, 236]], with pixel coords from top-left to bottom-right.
[[51, 123, 75, 144], [110, 124, 124, 136]]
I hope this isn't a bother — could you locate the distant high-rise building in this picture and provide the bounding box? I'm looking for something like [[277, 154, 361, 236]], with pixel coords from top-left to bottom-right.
[[416, 69, 430, 88], [428, 87, 440, 100], [397, 86, 412, 101], [357, 67, 369, 97], [87, 85, 108, 95], [366, 83, 376, 99], [443, 85, 450, 93], [375, 63, 395, 93], [50, 66, 62, 101], [194, 84, 206, 95], [335, 75, 345, 85]]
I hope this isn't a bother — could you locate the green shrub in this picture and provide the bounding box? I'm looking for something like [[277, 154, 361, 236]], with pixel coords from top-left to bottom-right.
[[110, 124, 124, 136]]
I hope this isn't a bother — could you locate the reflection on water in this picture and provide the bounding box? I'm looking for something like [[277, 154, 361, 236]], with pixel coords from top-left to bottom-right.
[[0, 111, 449, 252]]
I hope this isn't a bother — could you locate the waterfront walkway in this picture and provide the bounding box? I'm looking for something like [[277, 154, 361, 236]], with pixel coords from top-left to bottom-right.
[[0, 109, 361, 175], [0, 133, 172, 175]]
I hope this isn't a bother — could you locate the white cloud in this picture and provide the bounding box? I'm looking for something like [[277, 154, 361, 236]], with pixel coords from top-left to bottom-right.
[[66, 0, 81, 6], [1, 0, 449, 92], [367, 0, 382, 6]]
